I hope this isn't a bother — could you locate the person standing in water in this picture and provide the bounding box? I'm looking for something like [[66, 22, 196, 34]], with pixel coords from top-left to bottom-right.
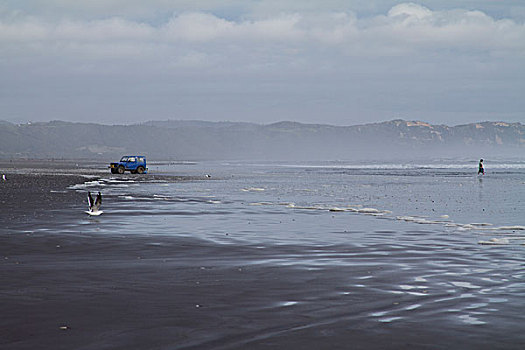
[[478, 159, 485, 175]]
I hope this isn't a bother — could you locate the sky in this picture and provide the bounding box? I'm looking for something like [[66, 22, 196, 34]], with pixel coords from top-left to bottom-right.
[[1, 1, 524, 126]]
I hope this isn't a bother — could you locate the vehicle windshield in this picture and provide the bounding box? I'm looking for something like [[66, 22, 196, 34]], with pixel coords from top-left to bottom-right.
[[120, 156, 128, 162]]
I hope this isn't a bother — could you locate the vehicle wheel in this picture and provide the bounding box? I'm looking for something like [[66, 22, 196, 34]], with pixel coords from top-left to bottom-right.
[[137, 166, 145, 174], [117, 166, 125, 174]]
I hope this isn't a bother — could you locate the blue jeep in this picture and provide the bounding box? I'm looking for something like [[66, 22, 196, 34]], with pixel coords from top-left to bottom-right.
[[110, 156, 148, 174]]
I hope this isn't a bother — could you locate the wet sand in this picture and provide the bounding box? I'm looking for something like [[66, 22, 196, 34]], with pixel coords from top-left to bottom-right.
[[0, 160, 197, 228], [1, 161, 523, 349], [1, 233, 493, 350]]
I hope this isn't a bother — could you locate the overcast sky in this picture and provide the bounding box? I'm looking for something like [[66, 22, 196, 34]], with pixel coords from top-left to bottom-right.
[[1, 1, 524, 126]]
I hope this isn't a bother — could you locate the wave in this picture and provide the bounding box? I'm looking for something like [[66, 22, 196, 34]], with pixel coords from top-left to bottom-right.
[[255, 162, 525, 170], [243, 199, 523, 242], [478, 238, 510, 245], [496, 225, 525, 231]]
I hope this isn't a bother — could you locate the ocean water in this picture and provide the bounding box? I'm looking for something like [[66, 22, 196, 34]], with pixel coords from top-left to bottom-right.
[[74, 159, 525, 241], [32, 159, 525, 346]]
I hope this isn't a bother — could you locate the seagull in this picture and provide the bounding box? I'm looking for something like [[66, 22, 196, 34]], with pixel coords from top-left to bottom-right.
[[86, 191, 103, 216], [2, 174, 6, 181]]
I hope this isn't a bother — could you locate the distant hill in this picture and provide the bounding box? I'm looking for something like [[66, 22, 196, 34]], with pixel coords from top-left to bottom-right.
[[140, 120, 258, 130], [0, 119, 523, 160]]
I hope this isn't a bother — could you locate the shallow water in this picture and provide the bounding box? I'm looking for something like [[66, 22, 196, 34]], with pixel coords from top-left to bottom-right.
[[19, 160, 525, 347], [72, 159, 525, 239]]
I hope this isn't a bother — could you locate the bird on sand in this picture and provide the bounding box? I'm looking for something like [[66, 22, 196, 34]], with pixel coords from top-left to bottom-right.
[[86, 191, 103, 216], [2, 174, 6, 181]]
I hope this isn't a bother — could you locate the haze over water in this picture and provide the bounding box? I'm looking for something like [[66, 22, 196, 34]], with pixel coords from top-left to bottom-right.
[[28, 159, 525, 347]]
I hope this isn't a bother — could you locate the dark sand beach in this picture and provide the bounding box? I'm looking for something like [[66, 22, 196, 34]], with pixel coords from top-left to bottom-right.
[[1, 232, 487, 350], [1, 161, 523, 349]]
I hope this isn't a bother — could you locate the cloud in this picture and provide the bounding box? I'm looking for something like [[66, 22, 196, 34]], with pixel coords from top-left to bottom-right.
[[388, 3, 433, 19], [373, 3, 525, 54], [0, 3, 524, 125], [163, 13, 234, 42], [3, 1, 525, 23], [1, 3, 523, 60]]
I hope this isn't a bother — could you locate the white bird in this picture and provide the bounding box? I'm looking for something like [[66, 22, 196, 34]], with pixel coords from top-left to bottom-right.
[[2, 174, 6, 181], [86, 191, 103, 216]]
